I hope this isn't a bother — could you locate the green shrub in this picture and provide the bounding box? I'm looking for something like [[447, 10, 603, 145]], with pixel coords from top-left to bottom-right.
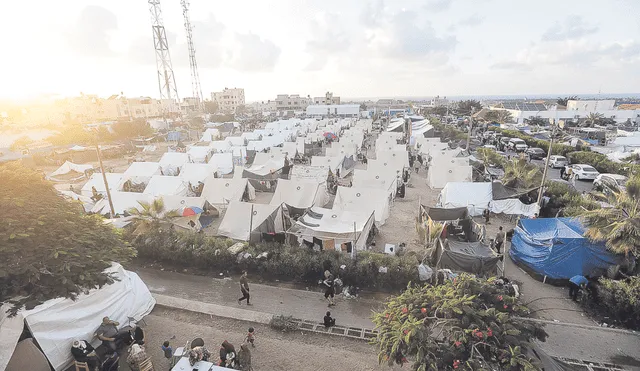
[[592, 277, 640, 330], [566, 151, 639, 176], [128, 229, 420, 290]]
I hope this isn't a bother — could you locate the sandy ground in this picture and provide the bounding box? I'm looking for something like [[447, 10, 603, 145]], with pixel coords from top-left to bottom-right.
[[132, 307, 398, 371]]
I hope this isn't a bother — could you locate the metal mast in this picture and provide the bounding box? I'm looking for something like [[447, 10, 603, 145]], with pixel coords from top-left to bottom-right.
[[181, 0, 204, 111], [148, 0, 179, 113]]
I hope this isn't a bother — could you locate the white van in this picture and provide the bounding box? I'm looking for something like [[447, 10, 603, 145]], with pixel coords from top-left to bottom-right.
[[508, 138, 528, 152]]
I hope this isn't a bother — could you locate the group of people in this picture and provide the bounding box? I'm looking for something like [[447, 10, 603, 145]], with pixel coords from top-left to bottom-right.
[[169, 334, 254, 370], [70, 316, 148, 371]]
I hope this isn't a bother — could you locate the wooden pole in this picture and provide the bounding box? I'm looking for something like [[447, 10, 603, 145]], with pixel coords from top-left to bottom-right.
[[352, 221, 357, 259], [537, 117, 557, 205], [96, 144, 115, 218], [249, 204, 254, 242]]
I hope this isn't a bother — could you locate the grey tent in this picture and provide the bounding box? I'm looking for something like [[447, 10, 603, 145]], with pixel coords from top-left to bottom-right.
[[492, 181, 538, 200], [420, 206, 473, 241], [435, 240, 500, 275]]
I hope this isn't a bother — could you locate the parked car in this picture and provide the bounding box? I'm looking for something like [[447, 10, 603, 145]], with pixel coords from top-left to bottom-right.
[[547, 155, 568, 168], [482, 144, 497, 151], [593, 173, 628, 194], [525, 147, 546, 160], [565, 164, 600, 180], [508, 138, 528, 152]]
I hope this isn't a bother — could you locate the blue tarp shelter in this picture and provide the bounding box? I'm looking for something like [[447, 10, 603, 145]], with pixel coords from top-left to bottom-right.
[[510, 217, 622, 280]]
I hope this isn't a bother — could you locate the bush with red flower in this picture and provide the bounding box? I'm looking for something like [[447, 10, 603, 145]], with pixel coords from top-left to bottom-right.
[[371, 274, 547, 370]]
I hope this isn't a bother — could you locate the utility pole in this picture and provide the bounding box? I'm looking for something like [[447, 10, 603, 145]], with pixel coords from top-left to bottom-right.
[[95, 144, 115, 218], [148, 0, 179, 116], [537, 117, 558, 205], [466, 107, 475, 150], [181, 0, 204, 112]]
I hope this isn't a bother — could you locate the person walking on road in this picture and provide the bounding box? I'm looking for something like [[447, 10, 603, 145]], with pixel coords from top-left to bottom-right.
[[238, 271, 251, 306], [323, 273, 336, 307], [495, 226, 506, 254]]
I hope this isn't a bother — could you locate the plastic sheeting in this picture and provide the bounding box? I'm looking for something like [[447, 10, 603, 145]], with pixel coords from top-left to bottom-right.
[[490, 199, 539, 217], [81, 173, 123, 197], [333, 186, 391, 225], [208, 153, 234, 175], [158, 152, 190, 176], [439, 182, 492, 216], [218, 201, 286, 241], [201, 177, 254, 206], [510, 218, 623, 280], [0, 263, 154, 371], [270, 179, 327, 209], [288, 207, 375, 251], [143, 175, 189, 196], [436, 240, 500, 275]]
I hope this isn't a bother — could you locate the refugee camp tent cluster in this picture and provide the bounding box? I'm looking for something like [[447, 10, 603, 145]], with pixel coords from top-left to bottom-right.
[[0, 263, 155, 371], [47, 161, 94, 182], [437, 182, 539, 218]]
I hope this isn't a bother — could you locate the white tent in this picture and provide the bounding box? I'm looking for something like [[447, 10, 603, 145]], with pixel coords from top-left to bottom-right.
[[201, 177, 255, 206], [158, 152, 190, 176], [253, 152, 286, 167], [427, 164, 473, 189], [432, 156, 469, 167], [490, 199, 539, 218], [326, 144, 356, 157], [208, 140, 232, 153], [287, 207, 375, 251], [91, 191, 154, 216], [187, 145, 212, 163], [245, 159, 285, 177], [180, 163, 217, 186], [366, 159, 404, 177], [143, 175, 189, 196], [241, 132, 261, 142], [311, 156, 343, 172], [81, 173, 123, 197], [200, 128, 221, 142], [0, 263, 154, 371], [351, 169, 398, 196], [208, 152, 234, 174], [270, 142, 298, 156], [290, 165, 328, 183], [376, 143, 406, 153], [438, 182, 493, 216], [226, 136, 245, 147], [159, 195, 208, 231], [333, 186, 391, 225], [270, 179, 327, 209], [218, 201, 286, 241], [376, 150, 409, 168], [47, 161, 93, 181], [247, 140, 270, 152], [58, 190, 94, 212], [417, 140, 448, 155], [118, 162, 162, 189]]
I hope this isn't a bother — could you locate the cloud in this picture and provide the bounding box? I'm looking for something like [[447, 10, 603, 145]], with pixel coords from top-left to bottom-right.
[[424, 0, 453, 13], [490, 61, 532, 71], [67, 6, 118, 57], [361, 0, 385, 27], [227, 32, 281, 72], [190, 13, 226, 68], [127, 31, 179, 66], [304, 12, 351, 70], [541, 16, 599, 41], [459, 13, 485, 27]]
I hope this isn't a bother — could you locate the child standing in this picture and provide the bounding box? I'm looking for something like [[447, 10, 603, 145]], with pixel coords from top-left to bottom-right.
[[162, 341, 174, 368], [245, 327, 256, 348]]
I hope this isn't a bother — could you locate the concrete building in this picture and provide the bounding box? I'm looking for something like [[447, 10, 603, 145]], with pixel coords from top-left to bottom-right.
[[313, 92, 340, 105], [427, 96, 450, 107], [488, 101, 640, 125], [275, 94, 311, 111], [249, 100, 277, 113], [56, 95, 171, 122], [566, 100, 616, 112], [306, 104, 360, 117], [211, 88, 245, 113]]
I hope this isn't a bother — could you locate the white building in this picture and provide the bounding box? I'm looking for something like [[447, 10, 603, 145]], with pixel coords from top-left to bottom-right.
[[211, 88, 245, 113], [306, 104, 360, 117], [566, 100, 616, 112], [488, 101, 640, 125], [249, 100, 277, 113]]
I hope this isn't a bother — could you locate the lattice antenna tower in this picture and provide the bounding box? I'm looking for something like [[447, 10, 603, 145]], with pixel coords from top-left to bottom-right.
[[181, 0, 204, 112], [148, 0, 180, 113]]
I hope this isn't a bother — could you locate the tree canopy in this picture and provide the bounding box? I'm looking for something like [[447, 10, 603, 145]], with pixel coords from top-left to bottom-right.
[[0, 162, 135, 315], [372, 275, 547, 370], [502, 157, 542, 189], [485, 110, 513, 124], [456, 100, 483, 115], [556, 96, 577, 107]]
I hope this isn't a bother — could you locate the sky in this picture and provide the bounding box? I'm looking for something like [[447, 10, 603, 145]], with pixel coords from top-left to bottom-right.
[[1, 0, 639, 102]]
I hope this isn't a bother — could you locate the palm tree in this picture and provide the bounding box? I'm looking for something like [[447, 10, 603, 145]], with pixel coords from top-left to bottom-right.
[[485, 110, 513, 124], [127, 198, 180, 235], [581, 176, 640, 257], [502, 157, 542, 188], [583, 112, 604, 127], [556, 96, 577, 107]]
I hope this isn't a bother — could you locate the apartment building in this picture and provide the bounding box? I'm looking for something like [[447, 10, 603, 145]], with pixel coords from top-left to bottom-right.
[[211, 88, 245, 113], [275, 94, 311, 111], [313, 92, 340, 105], [56, 95, 171, 122]]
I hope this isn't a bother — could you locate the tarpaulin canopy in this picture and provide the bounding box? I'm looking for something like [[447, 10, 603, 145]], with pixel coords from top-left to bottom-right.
[[288, 207, 375, 251], [436, 240, 500, 275], [438, 182, 492, 216], [491, 182, 538, 200], [422, 206, 469, 221], [490, 199, 539, 217], [0, 263, 154, 371], [510, 218, 624, 280]]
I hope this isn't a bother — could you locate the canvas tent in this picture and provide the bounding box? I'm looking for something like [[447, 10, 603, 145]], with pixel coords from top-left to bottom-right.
[[438, 182, 492, 216], [81, 173, 123, 197], [290, 165, 329, 183], [0, 263, 154, 371], [118, 162, 162, 190], [243, 159, 284, 191], [510, 218, 623, 280], [143, 175, 189, 196], [333, 186, 391, 225], [200, 128, 221, 142], [160, 195, 209, 231], [287, 207, 375, 252], [200, 176, 255, 207], [208, 140, 232, 153], [490, 199, 539, 218], [351, 169, 397, 196], [47, 161, 93, 181], [218, 201, 288, 241], [91, 191, 154, 216], [187, 145, 212, 163], [270, 179, 327, 210], [208, 152, 234, 174], [427, 164, 473, 189], [58, 190, 94, 212], [434, 240, 500, 275], [158, 152, 190, 176], [180, 163, 217, 187], [253, 152, 286, 167]]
